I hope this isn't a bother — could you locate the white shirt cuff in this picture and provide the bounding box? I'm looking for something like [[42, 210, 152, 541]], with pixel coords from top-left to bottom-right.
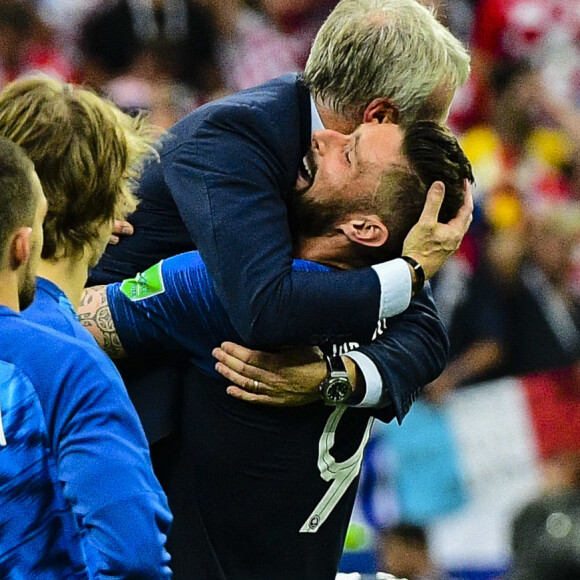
[[371, 258, 412, 319], [345, 351, 382, 407]]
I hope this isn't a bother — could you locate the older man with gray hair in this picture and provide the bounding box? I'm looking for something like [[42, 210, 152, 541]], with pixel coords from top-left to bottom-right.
[[304, 0, 469, 129]]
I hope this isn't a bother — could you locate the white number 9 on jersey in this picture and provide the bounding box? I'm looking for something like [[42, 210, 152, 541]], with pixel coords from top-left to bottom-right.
[[300, 405, 374, 533]]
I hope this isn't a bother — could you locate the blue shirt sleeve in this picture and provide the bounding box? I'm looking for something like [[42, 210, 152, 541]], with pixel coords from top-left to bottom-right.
[[32, 331, 173, 579], [108, 254, 337, 374]]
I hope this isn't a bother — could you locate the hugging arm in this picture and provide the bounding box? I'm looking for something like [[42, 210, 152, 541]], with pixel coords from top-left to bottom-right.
[[165, 120, 381, 348], [214, 286, 448, 423], [212, 186, 473, 421]]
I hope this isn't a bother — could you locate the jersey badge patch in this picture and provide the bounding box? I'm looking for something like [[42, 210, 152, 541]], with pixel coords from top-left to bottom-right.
[[120, 261, 166, 302]]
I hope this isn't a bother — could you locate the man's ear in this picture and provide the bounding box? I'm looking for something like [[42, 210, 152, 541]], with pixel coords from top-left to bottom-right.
[[9, 227, 32, 270], [363, 98, 400, 125], [338, 216, 388, 247]]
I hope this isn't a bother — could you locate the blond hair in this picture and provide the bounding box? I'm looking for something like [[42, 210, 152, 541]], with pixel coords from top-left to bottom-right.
[[303, 0, 470, 123], [0, 77, 155, 260]]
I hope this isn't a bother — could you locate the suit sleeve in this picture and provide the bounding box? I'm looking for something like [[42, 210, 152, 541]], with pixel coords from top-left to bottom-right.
[[347, 285, 449, 424], [41, 345, 173, 579], [164, 106, 382, 349]]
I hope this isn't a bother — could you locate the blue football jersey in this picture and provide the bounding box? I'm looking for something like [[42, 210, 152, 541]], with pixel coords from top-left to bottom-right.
[[23, 277, 96, 345], [0, 358, 88, 579], [0, 307, 172, 579], [108, 252, 380, 579]]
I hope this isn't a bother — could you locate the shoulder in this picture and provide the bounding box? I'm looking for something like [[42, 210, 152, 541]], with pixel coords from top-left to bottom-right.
[[1, 319, 133, 440], [165, 74, 304, 146], [2, 317, 120, 392], [111, 251, 207, 303]]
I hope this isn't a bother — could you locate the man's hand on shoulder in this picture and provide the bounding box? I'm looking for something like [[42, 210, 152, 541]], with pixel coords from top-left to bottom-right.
[[402, 180, 473, 280]]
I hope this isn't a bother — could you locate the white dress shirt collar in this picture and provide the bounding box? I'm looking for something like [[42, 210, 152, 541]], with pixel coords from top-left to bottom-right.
[[310, 95, 325, 134]]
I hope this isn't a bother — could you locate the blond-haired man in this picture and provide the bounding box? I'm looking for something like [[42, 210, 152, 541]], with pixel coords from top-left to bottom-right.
[[0, 77, 153, 337]]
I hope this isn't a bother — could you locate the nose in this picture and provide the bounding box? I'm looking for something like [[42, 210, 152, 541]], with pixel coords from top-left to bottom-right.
[[312, 129, 348, 155]]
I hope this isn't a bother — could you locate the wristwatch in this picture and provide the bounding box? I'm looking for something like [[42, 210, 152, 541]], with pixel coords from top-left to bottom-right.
[[318, 355, 353, 405]]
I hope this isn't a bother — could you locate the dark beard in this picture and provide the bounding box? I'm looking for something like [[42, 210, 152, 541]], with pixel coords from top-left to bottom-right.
[[287, 189, 339, 242], [287, 185, 396, 267], [287, 186, 376, 243]]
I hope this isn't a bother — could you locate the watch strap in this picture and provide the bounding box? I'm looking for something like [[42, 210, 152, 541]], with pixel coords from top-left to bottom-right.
[[401, 255, 425, 296], [325, 354, 348, 375]]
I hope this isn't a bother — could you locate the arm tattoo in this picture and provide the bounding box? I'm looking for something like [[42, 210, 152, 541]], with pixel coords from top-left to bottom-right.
[[79, 286, 127, 359]]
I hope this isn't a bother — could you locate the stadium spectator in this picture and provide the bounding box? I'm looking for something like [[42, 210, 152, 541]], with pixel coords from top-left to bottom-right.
[[472, 0, 580, 109], [80, 120, 472, 580], [449, 0, 580, 132], [36, 0, 104, 51], [377, 522, 450, 580], [0, 0, 77, 88], [79, 0, 223, 98], [460, 61, 578, 219], [509, 489, 580, 580], [508, 431, 580, 579], [0, 80, 172, 578], [0, 77, 155, 335], [432, 200, 580, 391], [211, 0, 337, 92], [425, 59, 580, 399], [506, 203, 580, 377], [424, 240, 510, 402]]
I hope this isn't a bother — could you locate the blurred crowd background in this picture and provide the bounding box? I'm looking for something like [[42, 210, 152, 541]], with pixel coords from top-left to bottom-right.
[[4, 0, 580, 578]]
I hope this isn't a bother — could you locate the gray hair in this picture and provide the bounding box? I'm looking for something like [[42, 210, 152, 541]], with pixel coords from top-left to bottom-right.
[[303, 0, 470, 122]]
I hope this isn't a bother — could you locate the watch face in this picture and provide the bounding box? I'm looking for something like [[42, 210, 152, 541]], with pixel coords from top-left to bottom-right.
[[325, 378, 352, 403]]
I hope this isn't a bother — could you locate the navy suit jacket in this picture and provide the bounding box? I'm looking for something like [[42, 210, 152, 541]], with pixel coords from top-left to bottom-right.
[[90, 74, 448, 426]]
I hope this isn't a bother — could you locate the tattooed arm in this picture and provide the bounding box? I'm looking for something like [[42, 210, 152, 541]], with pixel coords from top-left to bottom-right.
[[79, 286, 128, 359]]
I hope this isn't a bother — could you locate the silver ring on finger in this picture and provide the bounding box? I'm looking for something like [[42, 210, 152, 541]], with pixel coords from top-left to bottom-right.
[[253, 379, 259, 393]]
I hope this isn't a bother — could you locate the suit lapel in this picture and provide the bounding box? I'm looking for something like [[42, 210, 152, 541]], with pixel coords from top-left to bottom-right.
[[296, 76, 313, 156]]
